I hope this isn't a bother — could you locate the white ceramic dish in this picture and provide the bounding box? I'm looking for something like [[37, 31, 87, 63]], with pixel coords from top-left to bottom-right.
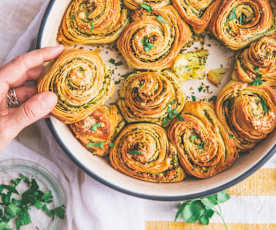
[[37, 0, 276, 200]]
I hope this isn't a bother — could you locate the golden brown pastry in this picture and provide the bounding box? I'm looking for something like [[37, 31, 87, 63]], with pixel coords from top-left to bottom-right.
[[110, 123, 185, 183], [117, 70, 185, 126], [70, 105, 125, 156], [124, 0, 169, 10], [232, 35, 276, 87], [117, 5, 192, 70], [57, 0, 128, 45], [209, 0, 276, 50], [172, 0, 222, 33], [168, 102, 238, 179], [38, 49, 113, 124], [216, 81, 276, 152]]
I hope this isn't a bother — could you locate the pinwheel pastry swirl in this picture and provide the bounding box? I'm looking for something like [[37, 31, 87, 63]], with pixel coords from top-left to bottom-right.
[[216, 81, 276, 152], [117, 5, 192, 70], [209, 0, 275, 50], [232, 35, 276, 87], [57, 0, 128, 45], [38, 49, 113, 124], [172, 0, 222, 34], [117, 70, 185, 126], [168, 102, 238, 179], [71, 105, 125, 156], [124, 0, 169, 10], [110, 123, 185, 183]]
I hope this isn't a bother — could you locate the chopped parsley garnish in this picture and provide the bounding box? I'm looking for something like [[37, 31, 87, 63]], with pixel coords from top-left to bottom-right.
[[162, 117, 169, 126], [248, 75, 263, 86], [127, 149, 141, 155], [71, 15, 75, 20], [90, 122, 101, 131], [142, 36, 154, 52], [109, 58, 116, 64], [190, 135, 197, 141], [140, 3, 152, 12], [87, 142, 105, 149], [208, 96, 217, 104], [109, 58, 123, 66], [192, 95, 196, 101], [260, 9, 263, 14], [175, 191, 230, 229], [253, 66, 260, 72], [228, 7, 237, 22], [229, 134, 234, 139], [0, 174, 65, 230], [198, 86, 203, 92], [177, 114, 185, 121], [91, 21, 94, 30], [198, 144, 203, 150], [109, 143, 114, 148], [115, 80, 121, 85], [139, 82, 144, 87], [156, 15, 168, 24], [260, 98, 269, 112], [169, 100, 176, 105]]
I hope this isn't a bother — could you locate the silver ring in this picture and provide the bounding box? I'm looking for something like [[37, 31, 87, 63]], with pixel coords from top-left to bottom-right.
[[7, 88, 20, 108]]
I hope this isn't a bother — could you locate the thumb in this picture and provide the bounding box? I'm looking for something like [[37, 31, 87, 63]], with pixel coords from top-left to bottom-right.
[[10, 92, 57, 134]]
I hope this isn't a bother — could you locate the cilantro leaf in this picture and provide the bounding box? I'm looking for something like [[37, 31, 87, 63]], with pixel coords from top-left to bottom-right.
[[15, 209, 31, 230], [0, 222, 12, 230]]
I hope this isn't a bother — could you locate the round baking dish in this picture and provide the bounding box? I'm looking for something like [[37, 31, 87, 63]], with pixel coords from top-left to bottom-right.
[[36, 0, 276, 201]]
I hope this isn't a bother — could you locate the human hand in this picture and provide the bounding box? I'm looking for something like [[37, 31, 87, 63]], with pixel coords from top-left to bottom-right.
[[0, 46, 64, 151]]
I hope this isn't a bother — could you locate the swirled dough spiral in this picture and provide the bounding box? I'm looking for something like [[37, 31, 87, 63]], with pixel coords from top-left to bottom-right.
[[168, 102, 238, 178], [216, 81, 276, 152], [57, 0, 129, 45], [117, 5, 192, 70], [172, 0, 222, 33], [209, 0, 275, 50], [110, 123, 185, 183], [118, 70, 185, 126], [232, 35, 276, 87], [38, 49, 113, 124]]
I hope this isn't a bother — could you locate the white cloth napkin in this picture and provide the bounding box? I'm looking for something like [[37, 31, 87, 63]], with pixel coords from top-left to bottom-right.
[[2, 1, 276, 230]]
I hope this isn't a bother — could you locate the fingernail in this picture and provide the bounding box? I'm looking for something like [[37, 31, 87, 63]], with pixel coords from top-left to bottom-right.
[[40, 92, 57, 111]]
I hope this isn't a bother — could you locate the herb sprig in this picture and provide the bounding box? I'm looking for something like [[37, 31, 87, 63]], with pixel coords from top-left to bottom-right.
[[0, 174, 65, 230], [175, 191, 230, 229]]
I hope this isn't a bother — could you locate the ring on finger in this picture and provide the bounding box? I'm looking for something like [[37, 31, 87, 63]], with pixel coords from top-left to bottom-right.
[[7, 88, 20, 108]]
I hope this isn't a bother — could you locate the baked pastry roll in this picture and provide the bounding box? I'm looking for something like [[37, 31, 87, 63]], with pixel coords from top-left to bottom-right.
[[57, 0, 128, 45], [124, 0, 169, 10], [70, 105, 125, 156], [168, 102, 238, 179], [110, 123, 185, 183], [117, 5, 192, 70], [172, 0, 221, 33], [117, 70, 185, 126], [38, 49, 113, 124], [232, 35, 276, 87], [216, 81, 276, 152], [209, 0, 275, 50]]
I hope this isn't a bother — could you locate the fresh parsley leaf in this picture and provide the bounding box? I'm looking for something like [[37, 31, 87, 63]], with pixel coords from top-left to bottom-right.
[[229, 134, 234, 139], [190, 135, 197, 141], [175, 191, 230, 230], [52, 205, 65, 219], [208, 96, 217, 103], [90, 122, 101, 131], [109, 58, 116, 64], [115, 61, 123, 66], [109, 142, 114, 148], [42, 205, 53, 218], [6, 204, 21, 218], [142, 37, 154, 52], [253, 66, 259, 72], [0, 222, 12, 230], [198, 86, 203, 92], [177, 114, 184, 121], [198, 144, 203, 149], [182, 200, 205, 223], [162, 117, 169, 126], [15, 209, 31, 230], [140, 3, 152, 12], [41, 191, 53, 203], [192, 96, 196, 101]]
